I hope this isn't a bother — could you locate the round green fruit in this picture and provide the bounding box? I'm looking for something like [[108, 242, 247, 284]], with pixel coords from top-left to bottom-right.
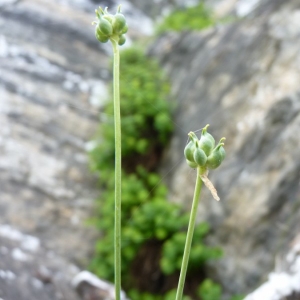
[[193, 147, 207, 167], [118, 34, 126, 45], [184, 141, 196, 162], [113, 13, 126, 33], [99, 18, 113, 35], [206, 145, 225, 169]]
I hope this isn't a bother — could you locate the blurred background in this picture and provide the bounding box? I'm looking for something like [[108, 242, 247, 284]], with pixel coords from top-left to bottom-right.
[[1, 0, 300, 299]]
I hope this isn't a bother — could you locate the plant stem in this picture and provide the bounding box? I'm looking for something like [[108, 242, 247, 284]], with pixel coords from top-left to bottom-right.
[[175, 167, 203, 300], [111, 39, 121, 300]]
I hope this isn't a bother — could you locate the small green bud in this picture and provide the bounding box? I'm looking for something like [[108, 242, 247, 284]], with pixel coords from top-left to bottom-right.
[[206, 140, 225, 169], [98, 16, 113, 35], [186, 159, 198, 169], [113, 13, 127, 33], [193, 146, 207, 166], [198, 124, 215, 156], [184, 141, 196, 162], [118, 34, 126, 46], [95, 29, 109, 43]]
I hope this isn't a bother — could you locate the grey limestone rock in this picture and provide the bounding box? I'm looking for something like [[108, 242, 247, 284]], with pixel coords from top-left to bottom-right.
[[72, 271, 128, 300], [2, 0, 300, 298], [0, 0, 153, 267], [0, 0, 104, 266], [0, 224, 81, 300]]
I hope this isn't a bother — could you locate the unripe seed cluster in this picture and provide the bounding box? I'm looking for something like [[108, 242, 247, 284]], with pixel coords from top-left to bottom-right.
[[184, 125, 226, 170], [94, 6, 127, 45]]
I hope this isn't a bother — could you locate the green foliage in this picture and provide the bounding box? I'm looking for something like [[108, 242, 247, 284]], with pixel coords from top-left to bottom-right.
[[157, 2, 216, 34], [198, 279, 222, 300], [198, 279, 244, 300], [128, 289, 192, 300], [161, 223, 222, 275], [89, 167, 222, 287], [90, 47, 173, 173], [128, 285, 243, 300]]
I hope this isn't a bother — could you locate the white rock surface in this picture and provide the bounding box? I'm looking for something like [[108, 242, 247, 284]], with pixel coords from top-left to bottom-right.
[[245, 237, 300, 300]]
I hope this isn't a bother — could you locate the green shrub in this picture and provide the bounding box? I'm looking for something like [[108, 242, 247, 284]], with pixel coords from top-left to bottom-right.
[[89, 167, 222, 288], [198, 279, 245, 300], [161, 223, 222, 275], [128, 289, 192, 300], [198, 279, 222, 300], [156, 2, 215, 34], [89, 47, 173, 174]]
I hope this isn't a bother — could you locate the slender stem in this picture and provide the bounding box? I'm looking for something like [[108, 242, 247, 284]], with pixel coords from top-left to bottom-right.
[[111, 38, 121, 300], [175, 167, 203, 300]]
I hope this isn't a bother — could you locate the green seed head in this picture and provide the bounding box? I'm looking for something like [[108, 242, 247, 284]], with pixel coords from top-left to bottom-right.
[[184, 129, 225, 170], [198, 124, 215, 156], [93, 5, 127, 45]]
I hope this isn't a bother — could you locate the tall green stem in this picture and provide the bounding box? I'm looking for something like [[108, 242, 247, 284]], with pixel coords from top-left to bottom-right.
[[111, 39, 121, 300], [175, 167, 203, 300]]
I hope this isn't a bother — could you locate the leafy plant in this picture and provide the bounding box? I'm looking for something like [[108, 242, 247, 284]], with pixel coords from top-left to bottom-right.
[[161, 223, 222, 275], [128, 289, 192, 300], [90, 47, 173, 173], [229, 296, 245, 300], [198, 279, 244, 300], [156, 2, 215, 34], [89, 167, 222, 290], [198, 279, 222, 300]]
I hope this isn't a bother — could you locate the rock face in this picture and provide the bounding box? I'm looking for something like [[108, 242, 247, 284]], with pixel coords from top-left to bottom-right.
[[0, 0, 105, 266], [244, 233, 300, 300], [2, 0, 300, 299], [0, 224, 80, 300], [0, 0, 155, 298], [72, 271, 128, 300], [150, 0, 300, 297], [128, 0, 263, 21], [0, 0, 153, 264]]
